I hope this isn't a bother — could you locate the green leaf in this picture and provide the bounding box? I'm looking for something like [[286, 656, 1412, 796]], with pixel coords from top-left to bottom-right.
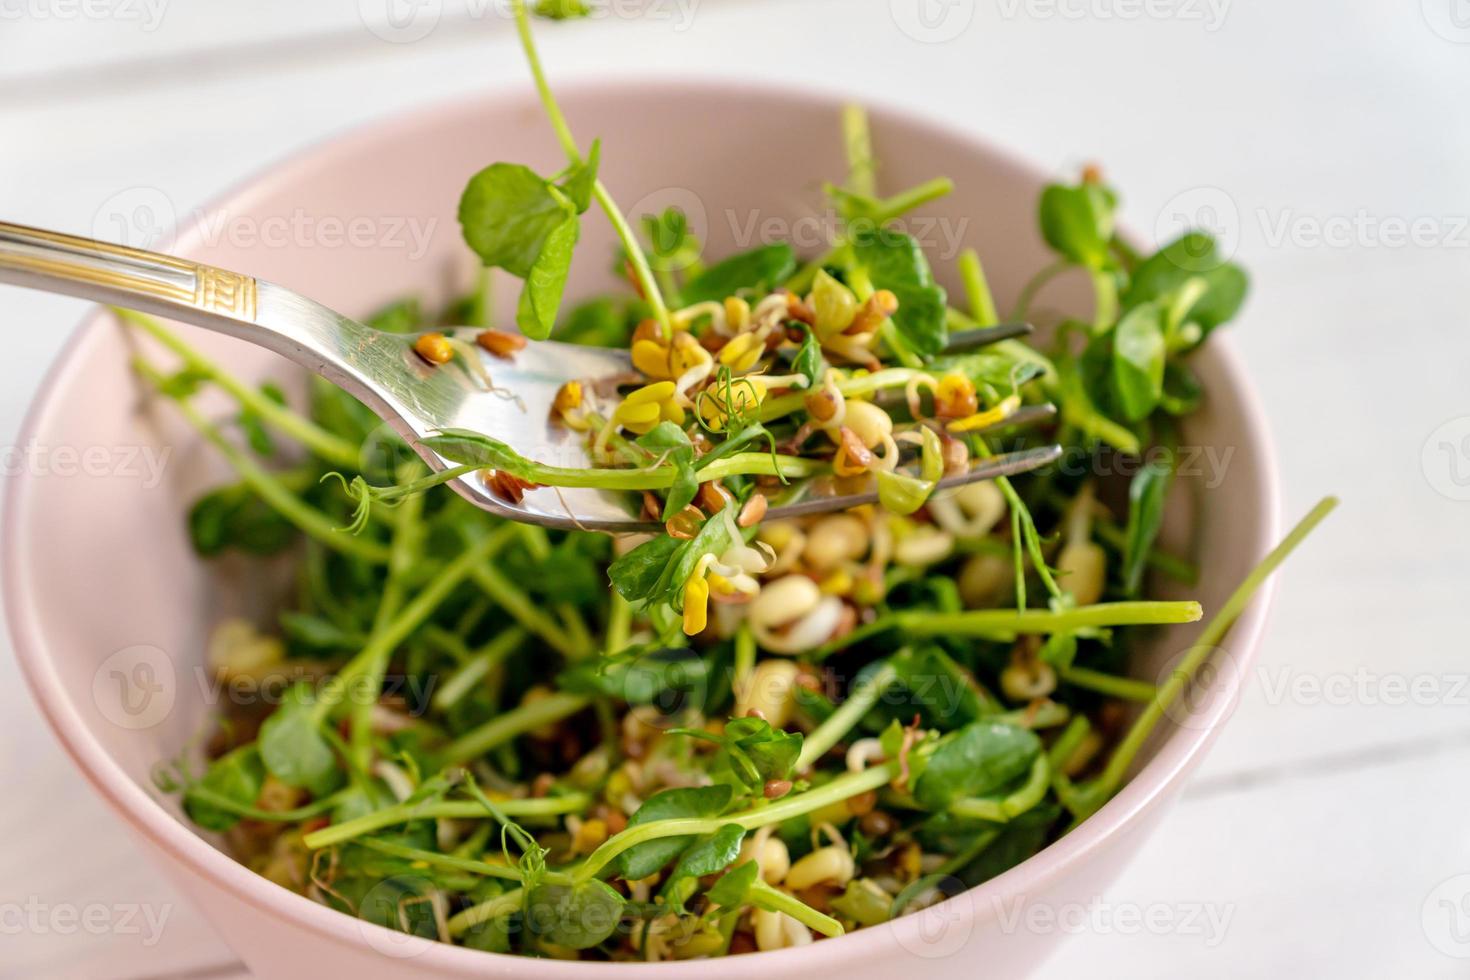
[[1125, 232, 1248, 338], [681, 244, 796, 305], [459, 163, 576, 277], [420, 430, 526, 475], [716, 716, 802, 788], [660, 824, 746, 911], [258, 682, 341, 798], [636, 421, 697, 520], [1038, 182, 1116, 269], [618, 784, 733, 881], [188, 483, 295, 557], [525, 879, 625, 950], [1121, 453, 1173, 595], [278, 611, 364, 652], [913, 721, 1041, 810], [182, 746, 264, 832], [706, 858, 760, 909], [890, 646, 983, 728], [1159, 361, 1202, 416], [516, 213, 580, 339], [558, 140, 600, 214], [791, 323, 824, 388], [457, 152, 599, 340], [1111, 302, 1166, 421], [607, 534, 685, 604], [650, 510, 734, 609], [850, 228, 948, 355], [1038, 631, 1078, 671]]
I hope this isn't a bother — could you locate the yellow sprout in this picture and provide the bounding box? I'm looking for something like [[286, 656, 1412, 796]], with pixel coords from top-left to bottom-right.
[[632, 331, 708, 381], [947, 393, 1022, 433], [718, 332, 765, 373], [682, 571, 710, 635], [614, 381, 684, 435]]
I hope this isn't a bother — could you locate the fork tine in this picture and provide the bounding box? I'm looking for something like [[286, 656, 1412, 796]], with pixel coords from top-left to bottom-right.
[[762, 444, 1063, 522], [941, 322, 1032, 352]]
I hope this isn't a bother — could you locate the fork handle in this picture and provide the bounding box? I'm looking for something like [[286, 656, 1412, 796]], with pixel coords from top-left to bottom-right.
[[0, 220, 266, 332], [0, 219, 398, 402]]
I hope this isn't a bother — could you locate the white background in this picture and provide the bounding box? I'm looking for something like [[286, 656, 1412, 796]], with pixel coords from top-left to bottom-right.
[[2, 0, 1468, 976]]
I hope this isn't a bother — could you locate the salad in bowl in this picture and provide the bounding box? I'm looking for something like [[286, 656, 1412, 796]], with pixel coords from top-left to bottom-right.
[[124, 1, 1334, 963]]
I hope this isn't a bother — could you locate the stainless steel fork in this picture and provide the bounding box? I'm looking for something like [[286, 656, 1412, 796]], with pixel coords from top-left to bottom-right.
[[0, 220, 1060, 531]]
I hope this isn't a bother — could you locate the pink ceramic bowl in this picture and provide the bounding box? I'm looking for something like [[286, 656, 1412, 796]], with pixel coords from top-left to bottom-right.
[[7, 80, 1280, 977]]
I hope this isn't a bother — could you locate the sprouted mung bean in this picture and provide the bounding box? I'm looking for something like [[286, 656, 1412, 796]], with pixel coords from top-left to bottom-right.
[[139, 0, 1336, 961]]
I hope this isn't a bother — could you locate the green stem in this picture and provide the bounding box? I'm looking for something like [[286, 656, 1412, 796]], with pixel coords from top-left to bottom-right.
[[749, 879, 844, 938], [732, 622, 756, 702], [117, 309, 359, 468], [441, 692, 591, 765], [133, 358, 390, 564], [948, 754, 1050, 822], [470, 564, 581, 657], [605, 593, 632, 655], [842, 104, 876, 198], [1061, 666, 1157, 702], [1010, 259, 1070, 321], [448, 890, 524, 936], [796, 661, 899, 770], [432, 628, 527, 712], [352, 837, 573, 885], [1084, 497, 1338, 814], [1094, 519, 1198, 585], [509, 0, 670, 333], [302, 793, 590, 849], [893, 601, 1202, 639], [1090, 269, 1118, 332], [316, 526, 514, 721], [871, 177, 954, 224], [573, 762, 901, 884], [957, 249, 999, 327], [183, 786, 351, 823], [351, 481, 424, 767], [1046, 715, 1091, 771]]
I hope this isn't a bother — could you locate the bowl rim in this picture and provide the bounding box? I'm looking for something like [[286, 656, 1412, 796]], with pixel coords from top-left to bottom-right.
[[5, 75, 1282, 974]]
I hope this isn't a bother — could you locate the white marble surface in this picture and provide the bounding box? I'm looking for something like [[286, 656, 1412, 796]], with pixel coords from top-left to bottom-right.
[[1, 1, 1467, 976]]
